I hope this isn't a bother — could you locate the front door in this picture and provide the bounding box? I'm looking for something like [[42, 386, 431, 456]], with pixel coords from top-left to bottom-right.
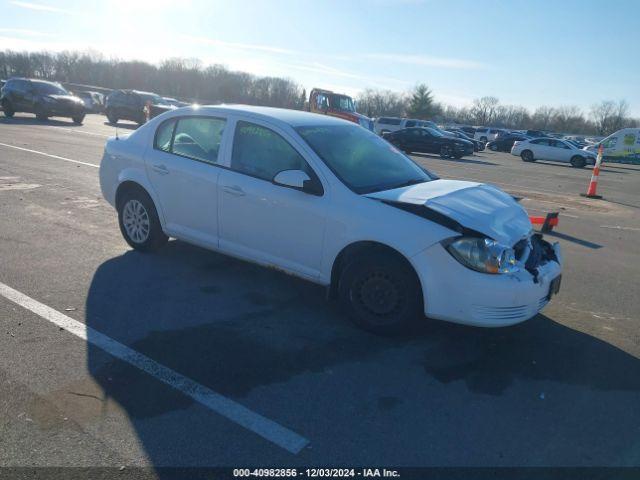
[[218, 120, 327, 279]]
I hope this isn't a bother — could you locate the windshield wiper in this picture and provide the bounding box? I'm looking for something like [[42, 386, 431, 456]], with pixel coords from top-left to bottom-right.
[[362, 178, 427, 194]]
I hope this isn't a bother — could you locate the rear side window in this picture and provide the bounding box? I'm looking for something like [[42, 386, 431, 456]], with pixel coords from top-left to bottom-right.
[[531, 138, 551, 146], [154, 116, 226, 164], [405, 120, 416, 127], [154, 119, 176, 152], [231, 121, 310, 181], [379, 118, 401, 125]]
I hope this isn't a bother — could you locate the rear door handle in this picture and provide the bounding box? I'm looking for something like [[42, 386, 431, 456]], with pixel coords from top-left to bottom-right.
[[223, 185, 245, 196], [152, 164, 169, 175]]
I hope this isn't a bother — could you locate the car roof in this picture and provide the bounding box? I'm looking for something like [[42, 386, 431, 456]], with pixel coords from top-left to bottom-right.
[[175, 104, 354, 128]]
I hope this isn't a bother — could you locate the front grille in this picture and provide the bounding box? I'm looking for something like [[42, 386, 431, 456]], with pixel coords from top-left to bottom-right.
[[473, 305, 530, 321]]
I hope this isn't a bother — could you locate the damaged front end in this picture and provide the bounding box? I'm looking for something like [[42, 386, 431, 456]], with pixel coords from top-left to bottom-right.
[[513, 233, 561, 283]]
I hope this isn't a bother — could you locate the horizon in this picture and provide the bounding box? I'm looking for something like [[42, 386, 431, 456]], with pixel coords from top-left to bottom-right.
[[1, 0, 639, 116]]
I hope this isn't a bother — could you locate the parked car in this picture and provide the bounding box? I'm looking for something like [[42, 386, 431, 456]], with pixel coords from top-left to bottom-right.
[[525, 130, 547, 138], [473, 127, 505, 143], [0, 77, 85, 124], [444, 125, 475, 137], [99, 105, 562, 334], [445, 130, 485, 152], [105, 90, 176, 125], [583, 128, 640, 162], [384, 127, 474, 159], [511, 137, 597, 168], [77, 91, 104, 113], [374, 117, 437, 135], [486, 134, 530, 152]]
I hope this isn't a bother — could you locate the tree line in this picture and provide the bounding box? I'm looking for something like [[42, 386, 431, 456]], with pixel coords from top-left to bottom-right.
[[0, 49, 636, 136], [0, 50, 306, 109], [357, 86, 637, 136]]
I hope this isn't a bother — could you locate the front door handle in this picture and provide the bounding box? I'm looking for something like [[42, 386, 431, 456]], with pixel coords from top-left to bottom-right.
[[152, 164, 169, 175], [223, 185, 245, 196]]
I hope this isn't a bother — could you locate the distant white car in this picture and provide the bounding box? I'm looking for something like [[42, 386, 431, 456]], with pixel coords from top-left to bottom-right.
[[511, 137, 597, 168], [374, 117, 437, 135], [100, 105, 562, 333]]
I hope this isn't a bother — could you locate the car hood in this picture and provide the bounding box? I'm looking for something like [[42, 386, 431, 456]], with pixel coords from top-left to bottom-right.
[[366, 179, 532, 245]]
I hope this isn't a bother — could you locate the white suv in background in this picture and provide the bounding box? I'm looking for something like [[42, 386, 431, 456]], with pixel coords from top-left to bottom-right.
[[374, 117, 437, 135], [99, 105, 562, 334], [474, 127, 505, 143]]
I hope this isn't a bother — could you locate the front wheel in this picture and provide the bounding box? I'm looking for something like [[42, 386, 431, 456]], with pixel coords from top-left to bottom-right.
[[338, 252, 422, 335], [570, 155, 586, 168], [72, 114, 85, 125], [117, 188, 168, 252], [440, 144, 453, 158], [521, 150, 535, 162]]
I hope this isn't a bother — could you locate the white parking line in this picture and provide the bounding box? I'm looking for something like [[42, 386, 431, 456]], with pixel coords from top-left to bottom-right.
[[0, 142, 99, 168], [0, 281, 310, 454]]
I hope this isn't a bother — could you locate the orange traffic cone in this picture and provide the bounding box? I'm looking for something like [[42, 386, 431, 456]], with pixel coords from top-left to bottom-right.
[[581, 144, 603, 199]]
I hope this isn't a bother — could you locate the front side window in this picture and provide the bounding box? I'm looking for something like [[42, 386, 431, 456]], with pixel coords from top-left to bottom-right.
[[297, 124, 434, 194], [405, 120, 416, 127], [603, 137, 618, 148], [33, 82, 68, 96], [330, 95, 355, 112], [231, 121, 310, 181], [153, 116, 225, 164]]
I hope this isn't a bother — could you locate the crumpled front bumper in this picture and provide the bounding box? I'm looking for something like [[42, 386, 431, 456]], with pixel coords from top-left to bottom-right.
[[412, 237, 562, 327]]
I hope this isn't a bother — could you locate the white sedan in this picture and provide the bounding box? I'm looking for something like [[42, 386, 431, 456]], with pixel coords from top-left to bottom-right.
[[511, 137, 597, 168], [99, 105, 562, 334]]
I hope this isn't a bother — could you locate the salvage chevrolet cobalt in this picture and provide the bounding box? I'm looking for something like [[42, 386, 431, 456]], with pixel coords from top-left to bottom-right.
[[99, 105, 562, 334]]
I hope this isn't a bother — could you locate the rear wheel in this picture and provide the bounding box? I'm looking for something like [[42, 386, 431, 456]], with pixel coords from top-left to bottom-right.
[[440, 144, 453, 158], [489, 143, 498, 151], [521, 150, 535, 162], [570, 155, 586, 168], [2, 100, 15, 118], [117, 188, 168, 252], [338, 251, 422, 335], [106, 110, 118, 124]]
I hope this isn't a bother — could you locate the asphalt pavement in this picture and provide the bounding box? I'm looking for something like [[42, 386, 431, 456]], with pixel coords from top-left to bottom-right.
[[1, 114, 639, 473]]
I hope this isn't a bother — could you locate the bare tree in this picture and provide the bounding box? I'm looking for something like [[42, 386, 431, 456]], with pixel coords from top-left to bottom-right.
[[470, 96, 499, 125]]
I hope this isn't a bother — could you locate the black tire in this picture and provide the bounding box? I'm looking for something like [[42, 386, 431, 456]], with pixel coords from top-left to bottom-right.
[[440, 144, 453, 159], [453, 153, 464, 159], [521, 150, 535, 162], [489, 143, 498, 151], [2, 100, 15, 118], [106, 111, 118, 124], [35, 105, 48, 121], [338, 250, 422, 335], [570, 155, 586, 168], [72, 114, 85, 125], [117, 187, 168, 252], [480, 136, 488, 143]]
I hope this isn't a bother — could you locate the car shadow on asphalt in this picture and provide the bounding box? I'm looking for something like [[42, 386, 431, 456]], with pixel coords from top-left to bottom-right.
[[84, 240, 640, 466], [411, 152, 497, 166], [0, 116, 82, 127]]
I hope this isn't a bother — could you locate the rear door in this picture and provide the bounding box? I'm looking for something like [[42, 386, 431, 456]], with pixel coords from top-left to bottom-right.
[[145, 115, 228, 247], [529, 138, 553, 159]]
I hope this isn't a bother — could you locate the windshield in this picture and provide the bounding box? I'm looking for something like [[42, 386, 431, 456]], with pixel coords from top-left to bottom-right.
[[297, 124, 434, 194], [33, 82, 68, 96], [330, 94, 355, 112], [424, 127, 444, 137]]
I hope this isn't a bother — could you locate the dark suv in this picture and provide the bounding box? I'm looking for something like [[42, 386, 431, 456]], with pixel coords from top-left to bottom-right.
[[104, 90, 175, 125], [1, 78, 85, 124]]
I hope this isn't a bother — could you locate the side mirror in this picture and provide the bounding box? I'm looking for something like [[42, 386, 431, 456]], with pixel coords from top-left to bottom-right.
[[272, 169, 322, 196]]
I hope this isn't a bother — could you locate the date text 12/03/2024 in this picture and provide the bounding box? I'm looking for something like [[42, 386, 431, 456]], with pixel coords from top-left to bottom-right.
[[233, 468, 400, 478]]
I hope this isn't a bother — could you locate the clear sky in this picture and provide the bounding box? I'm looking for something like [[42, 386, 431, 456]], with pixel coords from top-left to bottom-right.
[[2, 0, 639, 115]]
